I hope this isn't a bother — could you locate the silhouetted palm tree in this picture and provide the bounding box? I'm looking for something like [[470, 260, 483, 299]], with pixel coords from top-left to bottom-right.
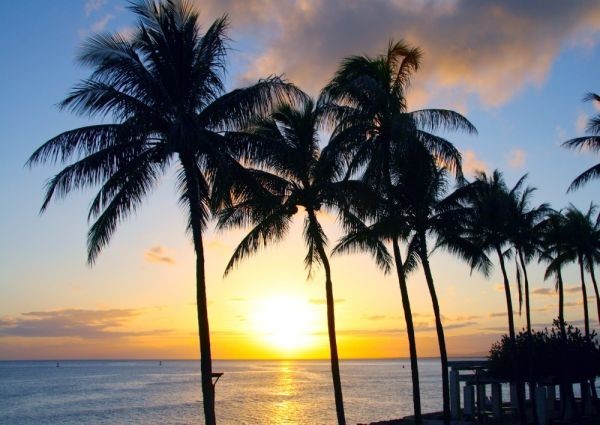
[[506, 177, 549, 333], [460, 170, 519, 339], [539, 210, 569, 336], [27, 2, 298, 423], [562, 93, 600, 191], [219, 98, 356, 425], [321, 40, 476, 425], [549, 204, 600, 336], [459, 170, 529, 424], [396, 145, 483, 425]]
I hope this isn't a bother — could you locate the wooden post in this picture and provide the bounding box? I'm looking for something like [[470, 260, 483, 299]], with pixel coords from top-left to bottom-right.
[[510, 383, 519, 410], [546, 385, 556, 418], [491, 383, 502, 420], [450, 369, 460, 419], [464, 385, 475, 418], [581, 381, 594, 415], [477, 383, 486, 414], [535, 387, 547, 425]]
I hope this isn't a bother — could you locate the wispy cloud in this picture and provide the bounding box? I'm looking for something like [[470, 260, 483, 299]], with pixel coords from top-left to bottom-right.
[[575, 111, 588, 133], [92, 14, 114, 32], [565, 285, 581, 293], [462, 150, 488, 176], [493, 284, 505, 292], [0, 308, 170, 339], [532, 287, 554, 296], [366, 315, 387, 321], [85, 0, 107, 16], [144, 246, 176, 265], [309, 298, 345, 305], [506, 149, 526, 169]]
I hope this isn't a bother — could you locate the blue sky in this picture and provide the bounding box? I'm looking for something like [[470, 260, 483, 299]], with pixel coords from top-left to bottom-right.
[[0, 0, 599, 359]]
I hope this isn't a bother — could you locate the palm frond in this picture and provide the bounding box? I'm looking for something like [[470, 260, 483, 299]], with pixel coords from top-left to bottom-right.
[[567, 163, 600, 192], [223, 207, 292, 276]]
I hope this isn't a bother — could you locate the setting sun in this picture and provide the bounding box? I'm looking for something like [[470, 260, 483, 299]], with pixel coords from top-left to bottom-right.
[[250, 296, 319, 352]]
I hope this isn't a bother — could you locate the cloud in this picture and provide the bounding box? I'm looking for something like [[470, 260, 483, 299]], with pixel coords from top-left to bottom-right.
[[309, 298, 345, 305], [575, 111, 588, 133], [0, 309, 169, 339], [85, 0, 106, 16], [144, 246, 175, 265], [493, 284, 505, 292], [230, 297, 247, 302], [565, 285, 581, 293], [532, 287, 554, 296], [92, 14, 114, 32], [506, 149, 526, 168], [489, 311, 506, 318], [462, 150, 488, 176], [366, 315, 387, 321], [555, 125, 567, 141], [194, 0, 600, 108]]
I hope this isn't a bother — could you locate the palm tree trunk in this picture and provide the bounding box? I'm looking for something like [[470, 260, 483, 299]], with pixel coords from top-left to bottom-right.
[[392, 236, 422, 425], [182, 157, 216, 425], [517, 250, 532, 333], [309, 213, 346, 425], [517, 250, 537, 423], [495, 246, 515, 340], [578, 256, 590, 337], [418, 232, 449, 425], [588, 264, 600, 326], [557, 268, 566, 336], [495, 246, 526, 425]]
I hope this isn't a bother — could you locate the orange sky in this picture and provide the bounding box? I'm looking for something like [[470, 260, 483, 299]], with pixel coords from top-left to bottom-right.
[[1, 0, 600, 360]]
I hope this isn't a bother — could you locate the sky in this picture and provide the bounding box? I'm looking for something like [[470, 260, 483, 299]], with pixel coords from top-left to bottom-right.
[[1, 0, 599, 360]]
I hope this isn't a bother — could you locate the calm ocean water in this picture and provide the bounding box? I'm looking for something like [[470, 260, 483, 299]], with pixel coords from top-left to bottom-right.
[[1, 358, 471, 424]]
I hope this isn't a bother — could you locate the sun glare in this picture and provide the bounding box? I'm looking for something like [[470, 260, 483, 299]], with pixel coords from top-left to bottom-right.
[[250, 296, 318, 352]]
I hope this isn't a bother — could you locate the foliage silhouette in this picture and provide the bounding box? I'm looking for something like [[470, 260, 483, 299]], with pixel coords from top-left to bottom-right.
[[323, 40, 476, 425], [27, 1, 300, 423]]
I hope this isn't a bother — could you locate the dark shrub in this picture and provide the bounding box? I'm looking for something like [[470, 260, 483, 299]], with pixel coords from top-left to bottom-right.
[[488, 320, 600, 383]]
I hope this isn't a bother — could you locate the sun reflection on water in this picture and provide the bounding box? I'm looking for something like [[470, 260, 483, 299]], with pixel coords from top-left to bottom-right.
[[271, 362, 301, 424]]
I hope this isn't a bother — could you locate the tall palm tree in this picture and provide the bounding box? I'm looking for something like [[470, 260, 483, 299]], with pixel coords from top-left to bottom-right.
[[458, 170, 528, 424], [320, 40, 476, 425], [460, 170, 519, 339], [562, 93, 600, 191], [27, 2, 298, 423], [218, 98, 355, 425], [539, 210, 569, 336], [395, 144, 484, 425], [332, 160, 422, 425], [506, 178, 549, 333], [549, 204, 600, 336]]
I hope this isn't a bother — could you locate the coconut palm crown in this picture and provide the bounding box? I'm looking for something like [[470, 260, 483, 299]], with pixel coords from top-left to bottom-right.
[[562, 93, 600, 191]]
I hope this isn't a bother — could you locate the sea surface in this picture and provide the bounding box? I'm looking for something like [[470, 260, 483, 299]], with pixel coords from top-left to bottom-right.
[[0, 358, 543, 424]]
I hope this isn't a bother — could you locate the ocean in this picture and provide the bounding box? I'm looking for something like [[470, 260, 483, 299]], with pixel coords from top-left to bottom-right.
[[0, 359, 457, 424]]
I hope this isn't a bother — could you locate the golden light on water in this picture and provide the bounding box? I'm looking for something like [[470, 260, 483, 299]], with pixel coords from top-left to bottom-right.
[[250, 296, 319, 353]]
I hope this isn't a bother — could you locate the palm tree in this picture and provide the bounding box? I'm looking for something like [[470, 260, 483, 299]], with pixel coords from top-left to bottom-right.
[[26, 2, 298, 423], [332, 159, 422, 425], [320, 40, 476, 425], [562, 93, 600, 191], [550, 204, 600, 336], [459, 170, 528, 424], [395, 144, 484, 425], [460, 170, 519, 339], [506, 178, 549, 333], [218, 98, 354, 425], [539, 210, 569, 336]]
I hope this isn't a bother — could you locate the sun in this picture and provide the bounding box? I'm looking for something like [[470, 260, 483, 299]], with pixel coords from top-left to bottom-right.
[[250, 295, 319, 352]]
